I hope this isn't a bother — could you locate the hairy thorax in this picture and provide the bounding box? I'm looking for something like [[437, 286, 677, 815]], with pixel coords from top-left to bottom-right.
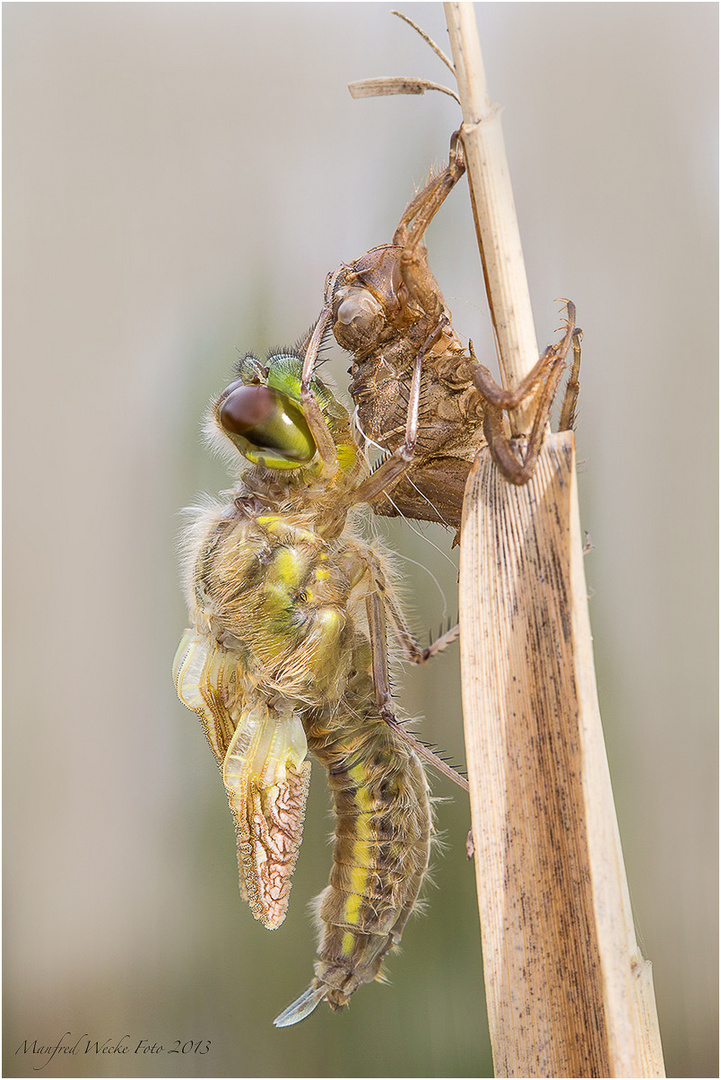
[[189, 496, 373, 707]]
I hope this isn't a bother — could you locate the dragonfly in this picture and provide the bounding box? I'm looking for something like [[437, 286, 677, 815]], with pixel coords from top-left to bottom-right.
[[304, 130, 582, 529], [173, 336, 466, 1026]]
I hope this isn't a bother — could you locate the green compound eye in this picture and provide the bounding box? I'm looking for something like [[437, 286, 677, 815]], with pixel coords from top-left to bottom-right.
[[218, 383, 317, 468]]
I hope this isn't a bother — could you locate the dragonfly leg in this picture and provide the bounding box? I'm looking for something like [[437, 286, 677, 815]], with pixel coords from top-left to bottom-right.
[[365, 590, 468, 793], [366, 549, 459, 665], [558, 327, 583, 433], [395, 136, 465, 321], [298, 269, 346, 477], [470, 301, 578, 485], [349, 347, 422, 505], [392, 129, 465, 251]]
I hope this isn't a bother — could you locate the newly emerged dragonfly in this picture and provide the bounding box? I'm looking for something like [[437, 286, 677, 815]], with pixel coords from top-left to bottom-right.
[[173, 340, 465, 1026], [307, 131, 581, 527]]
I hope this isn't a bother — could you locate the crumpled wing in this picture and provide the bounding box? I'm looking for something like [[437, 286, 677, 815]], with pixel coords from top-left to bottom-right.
[[173, 628, 240, 763], [173, 629, 311, 929]]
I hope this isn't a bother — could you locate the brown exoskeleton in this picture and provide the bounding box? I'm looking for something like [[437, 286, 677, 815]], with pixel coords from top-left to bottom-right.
[[303, 131, 582, 530]]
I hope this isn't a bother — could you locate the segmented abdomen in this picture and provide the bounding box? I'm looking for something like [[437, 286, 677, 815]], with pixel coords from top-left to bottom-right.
[[274, 674, 432, 1026]]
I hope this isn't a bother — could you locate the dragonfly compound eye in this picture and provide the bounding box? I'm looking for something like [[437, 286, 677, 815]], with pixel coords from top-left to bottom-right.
[[218, 384, 317, 468]]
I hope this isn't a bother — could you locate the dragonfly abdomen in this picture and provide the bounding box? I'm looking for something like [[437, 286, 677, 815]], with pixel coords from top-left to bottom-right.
[[274, 704, 431, 1025]]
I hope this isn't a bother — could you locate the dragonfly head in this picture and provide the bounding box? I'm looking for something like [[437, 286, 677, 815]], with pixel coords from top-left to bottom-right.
[[213, 351, 350, 471]]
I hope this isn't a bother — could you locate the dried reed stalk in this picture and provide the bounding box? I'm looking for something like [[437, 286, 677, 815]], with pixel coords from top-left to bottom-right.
[[444, 3, 665, 1076]]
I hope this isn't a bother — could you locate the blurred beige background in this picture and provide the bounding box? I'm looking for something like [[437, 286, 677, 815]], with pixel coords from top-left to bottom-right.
[[3, 3, 717, 1077]]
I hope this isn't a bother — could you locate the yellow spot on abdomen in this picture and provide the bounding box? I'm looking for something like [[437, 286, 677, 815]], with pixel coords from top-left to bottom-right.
[[344, 890, 363, 927], [340, 765, 377, 930], [348, 765, 374, 809]]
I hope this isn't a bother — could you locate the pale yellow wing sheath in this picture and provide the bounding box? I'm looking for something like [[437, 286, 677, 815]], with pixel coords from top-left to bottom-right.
[[173, 629, 311, 929]]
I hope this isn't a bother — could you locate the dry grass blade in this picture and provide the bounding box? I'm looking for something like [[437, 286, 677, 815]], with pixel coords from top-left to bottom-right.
[[391, 9, 456, 74], [460, 436, 665, 1077], [443, 2, 666, 1076], [444, 2, 538, 427], [349, 77, 460, 104]]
